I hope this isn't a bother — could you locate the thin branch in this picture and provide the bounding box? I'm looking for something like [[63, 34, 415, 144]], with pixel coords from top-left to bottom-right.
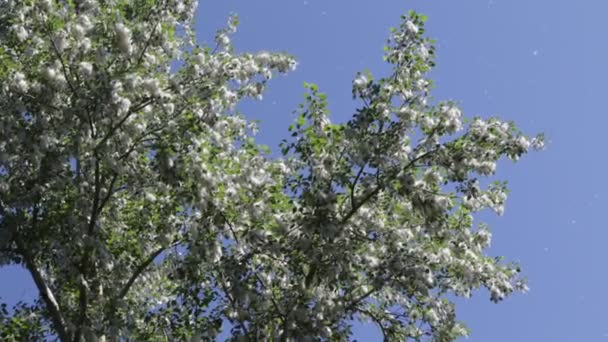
[[105, 238, 178, 342], [253, 273, 286, 322], [217, 272, 251, 337], [94, 97, 153, 152], [116, 241, 180, 301], [218, 212, 287, 325], [326, 145, 348, 191], [88, 158, 102, 234], [135, 9, 161, 67], [218, 211, 240, 244], [347, 284, 379, 311], [341, 185, 381, 225], [74, 158, 105, 339], [341, 147, 439, 225], [359, 308, 389, 341], [97, 173, 119, 213], [350, 164, 366, 209], [47, 32, 77, 96]]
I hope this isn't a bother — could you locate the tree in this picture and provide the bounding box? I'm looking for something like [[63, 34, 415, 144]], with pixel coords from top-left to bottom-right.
[[0, 1, 543, 341]]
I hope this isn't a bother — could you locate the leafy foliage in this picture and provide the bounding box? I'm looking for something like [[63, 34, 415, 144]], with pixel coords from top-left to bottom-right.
[[0, 1, 542, 341]]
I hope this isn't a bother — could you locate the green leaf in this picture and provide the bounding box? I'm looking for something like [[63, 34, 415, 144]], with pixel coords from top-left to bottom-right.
[[297, 114, 306, 127]]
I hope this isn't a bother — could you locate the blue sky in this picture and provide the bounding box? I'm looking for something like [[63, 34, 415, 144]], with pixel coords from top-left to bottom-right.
[[2, 0, 608, 340], [197, 0, 608, 340]]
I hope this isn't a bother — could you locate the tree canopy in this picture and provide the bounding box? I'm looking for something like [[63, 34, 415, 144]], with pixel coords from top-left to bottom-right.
[[0, 0, 543, 341]]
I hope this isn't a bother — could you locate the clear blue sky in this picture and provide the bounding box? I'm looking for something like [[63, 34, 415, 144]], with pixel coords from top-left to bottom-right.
[[2, 0, 607, 340]]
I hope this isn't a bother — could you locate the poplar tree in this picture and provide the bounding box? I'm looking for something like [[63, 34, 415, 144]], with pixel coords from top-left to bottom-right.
[[0, 1, 543, 340]]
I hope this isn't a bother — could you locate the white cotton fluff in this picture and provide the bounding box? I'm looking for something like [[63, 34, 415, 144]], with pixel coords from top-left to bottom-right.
[[115, 23, 132, 54]]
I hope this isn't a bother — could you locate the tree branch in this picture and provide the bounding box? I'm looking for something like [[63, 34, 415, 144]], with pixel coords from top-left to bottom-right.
[[359, 308, 389, 341], [341, 147, 439, 225], [116, 241, 179, 301], [74, 157, 105, 340], [94, 97, 153, 152], [16, 234, 70, 341], [350, 163, 366, 209], [135, 8, 161, 67]]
